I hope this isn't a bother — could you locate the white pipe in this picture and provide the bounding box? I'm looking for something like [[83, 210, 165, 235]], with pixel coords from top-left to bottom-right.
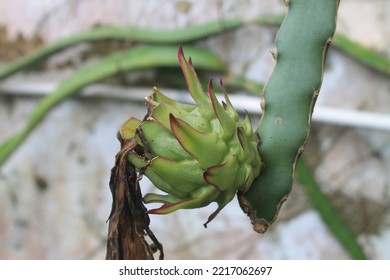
[[1, 81, 390, 132]]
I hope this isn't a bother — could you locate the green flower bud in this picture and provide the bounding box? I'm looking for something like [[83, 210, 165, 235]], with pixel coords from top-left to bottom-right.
[[120, 46, 262, 226]]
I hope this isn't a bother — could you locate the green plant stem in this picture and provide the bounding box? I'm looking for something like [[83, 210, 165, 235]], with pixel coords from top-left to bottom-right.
[[0, 45, 227, 166], [333, 34, 390, 76], [0, 16, 278, 80], [296, 158, 367, 259], [1, 15, 389, 80], [223, 74, 264, 94]]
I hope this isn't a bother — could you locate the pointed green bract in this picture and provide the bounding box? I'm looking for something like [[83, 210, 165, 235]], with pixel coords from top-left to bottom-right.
[[146, 186, 221, 216], [170, 114, 227, 168], [220, 80, 239, 122], [143, 193, 183, 204], [121, 47, 262, 226], [148, 156, 205, 192], [207, 80, 236, 140], [178, 47, 212, 116], [119, 117, 141, 139], [204, 155, 239, 191], [148, 87, 197, 113], [150, 102, 211, 133], [127, 152, 148, 169], [139, 120, 189, 161]]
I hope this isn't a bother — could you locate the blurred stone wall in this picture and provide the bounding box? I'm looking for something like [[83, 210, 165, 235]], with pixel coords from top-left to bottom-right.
[[0, 0, 389, 259]]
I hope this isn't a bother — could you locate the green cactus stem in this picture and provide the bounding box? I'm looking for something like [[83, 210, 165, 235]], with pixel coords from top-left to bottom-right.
[[0, 16, 279, 81], [2, 14, 389, 82], [296, 158, 367, 259], [119, 46, 262, 227], [238, 0, 340, 233]]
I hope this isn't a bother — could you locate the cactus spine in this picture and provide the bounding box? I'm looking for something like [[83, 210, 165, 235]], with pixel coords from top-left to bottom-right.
[[239, 0, 340, 233]]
